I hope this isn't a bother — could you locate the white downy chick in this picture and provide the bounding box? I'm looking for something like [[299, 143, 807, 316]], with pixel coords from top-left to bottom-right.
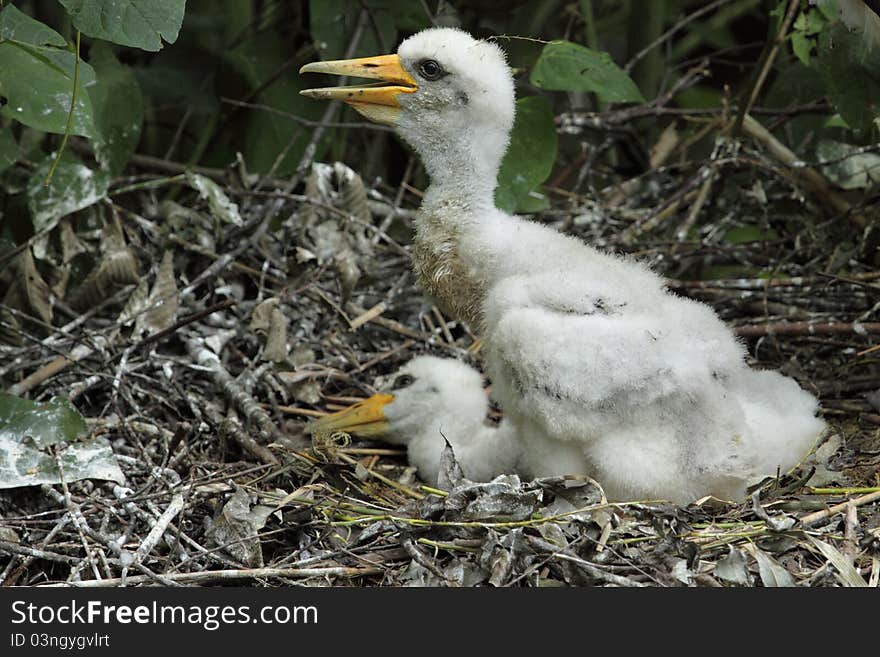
[[308, 356, 520, 486]]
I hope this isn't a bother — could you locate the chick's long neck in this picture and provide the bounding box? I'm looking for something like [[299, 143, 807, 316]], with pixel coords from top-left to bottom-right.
[[409, 127, 508, 330]]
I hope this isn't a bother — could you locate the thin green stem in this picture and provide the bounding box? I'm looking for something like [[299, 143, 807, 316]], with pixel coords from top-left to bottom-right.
[[809, 487, 880, 495], [109, 174, 187, 197], [417, 538, 480, 553], [328, 499, 658, 529], [44, 30, 80, 186], [691, 520, 766, 529]]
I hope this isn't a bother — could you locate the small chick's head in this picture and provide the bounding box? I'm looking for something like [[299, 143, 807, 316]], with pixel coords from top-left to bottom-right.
[[381, 355, 488, 443], [306, 356, 488, 445]]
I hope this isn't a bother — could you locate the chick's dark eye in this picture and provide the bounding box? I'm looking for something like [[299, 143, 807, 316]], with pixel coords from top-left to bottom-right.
[[392, 374, 416, 390], [418, 59, 444, 81]]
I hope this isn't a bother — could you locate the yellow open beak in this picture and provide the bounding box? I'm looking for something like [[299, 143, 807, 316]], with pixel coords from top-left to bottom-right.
[[299, 54, 417, 124], [306, 393, 395, 438]]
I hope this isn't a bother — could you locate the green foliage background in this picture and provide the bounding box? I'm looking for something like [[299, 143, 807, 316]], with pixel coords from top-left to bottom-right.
[[0, 0, 878, 253]]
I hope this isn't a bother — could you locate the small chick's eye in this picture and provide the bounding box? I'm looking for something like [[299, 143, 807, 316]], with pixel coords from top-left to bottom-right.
[[392, 374, 416, 390], [417, 59, 444, 81]]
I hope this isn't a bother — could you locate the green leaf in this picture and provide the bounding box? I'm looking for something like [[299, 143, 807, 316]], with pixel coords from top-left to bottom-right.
[[531, 40, 645, 103], [804, 9, 826, 35], [495, 96, 558, 214], [0, 41, 97, 137], [0, 393, 124, 488], [815, 0, 839, 21], [0, 4, 66, 46], [27, 153, 110, 233], [793, 7, 825, 36], [824, 114, 850, 129], [516, 191, 550, 213], [816, 23, 880, 133], [57, 0, 185, 51], [88, 42, 143, 175], [0, 128, 18, 173], [0, 394, 87, 445], [791, 31, 812, 66]]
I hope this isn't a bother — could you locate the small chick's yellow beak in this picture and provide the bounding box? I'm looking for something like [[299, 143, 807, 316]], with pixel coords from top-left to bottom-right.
[[306, 393, 395, 438], [299, 54, 417, 124]]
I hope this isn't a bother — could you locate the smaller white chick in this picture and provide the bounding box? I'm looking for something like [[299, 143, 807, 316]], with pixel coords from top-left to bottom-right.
[[307, 356, 520, 485]]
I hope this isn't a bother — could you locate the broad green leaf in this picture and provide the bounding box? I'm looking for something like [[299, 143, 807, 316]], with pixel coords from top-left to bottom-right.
[[0, 41, 97, 137], [816, 23, 880, 133], [0, 4, 66, 46], [531, 40, 645, 103], [793, 11, 809, 34], [495, 96, 558, 214], [27, 153, 110, 233], [515, 191, 551, 214], [88, 42, 143, 175], [824, 114, 850, 129], [0, 393, 124, 489], [0, 128, 18, 173], [804, 9, 826, 34], [793, 7, 825, 36], [28, 43, 97, 85], [815, 0, 840, 21], [791, 31, 812, 65], [58, 0, 185, 51], [0, 394, 86, 444]]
